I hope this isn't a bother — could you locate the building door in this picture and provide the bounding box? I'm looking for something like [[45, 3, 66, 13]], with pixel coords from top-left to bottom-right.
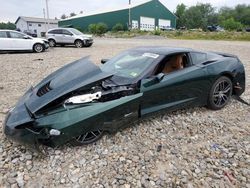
[[159, 19, 171, 30], [132, 20, 139, 29], [140, 17, 155, 31]]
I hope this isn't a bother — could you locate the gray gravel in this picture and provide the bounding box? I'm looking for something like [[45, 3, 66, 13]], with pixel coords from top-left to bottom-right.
[[0, 38, 249, 187]]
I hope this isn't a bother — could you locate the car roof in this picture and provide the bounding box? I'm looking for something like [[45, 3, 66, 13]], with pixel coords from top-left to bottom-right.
[[131, 46, 198, 55]]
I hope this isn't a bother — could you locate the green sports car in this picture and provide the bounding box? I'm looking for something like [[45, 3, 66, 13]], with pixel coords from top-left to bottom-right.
[[3, 47, 246, 151]]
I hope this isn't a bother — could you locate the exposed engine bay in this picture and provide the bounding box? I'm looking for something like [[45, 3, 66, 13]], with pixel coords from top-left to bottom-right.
[[64, 79, 138, 105]]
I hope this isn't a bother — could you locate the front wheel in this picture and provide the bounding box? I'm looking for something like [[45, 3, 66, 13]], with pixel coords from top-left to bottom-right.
[[74, 40, 83, 48], [48, 39, 56, 47], [207, 76, 233, 110], [33, 43, 44, 53], [70, 129, 104, 146]]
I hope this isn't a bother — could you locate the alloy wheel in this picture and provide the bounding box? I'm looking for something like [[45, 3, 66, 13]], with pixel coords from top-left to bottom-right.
[[75, 129, 104, 145], [212, 79, 232, 108], [34, 44, 44, 53], [75, 40, 83, 48]]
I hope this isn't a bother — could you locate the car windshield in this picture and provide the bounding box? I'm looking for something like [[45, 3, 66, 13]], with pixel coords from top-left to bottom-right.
[[69, 28, 83, 35], [100, 51, 161, 79]]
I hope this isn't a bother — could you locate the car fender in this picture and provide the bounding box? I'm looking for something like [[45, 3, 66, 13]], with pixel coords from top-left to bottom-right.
[[36, 93, 142, 147]]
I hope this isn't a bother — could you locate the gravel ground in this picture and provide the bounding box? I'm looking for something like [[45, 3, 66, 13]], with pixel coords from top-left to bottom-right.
[[0, 38, 249, 188]]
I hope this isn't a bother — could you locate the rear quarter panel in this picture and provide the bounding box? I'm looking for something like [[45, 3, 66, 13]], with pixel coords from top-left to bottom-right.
[[205, 57, 245, 96]]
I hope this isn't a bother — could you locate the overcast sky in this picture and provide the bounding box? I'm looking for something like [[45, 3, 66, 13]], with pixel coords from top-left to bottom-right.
[[0, 0, 249, 23]]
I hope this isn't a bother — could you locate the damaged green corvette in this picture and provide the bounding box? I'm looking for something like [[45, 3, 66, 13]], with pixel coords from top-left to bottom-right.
[[3, 47, 246, 150]]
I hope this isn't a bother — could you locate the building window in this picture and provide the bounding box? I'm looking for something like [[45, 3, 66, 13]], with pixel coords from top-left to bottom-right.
[[29, 23, 32, 26], [38, 24, 41, 27]]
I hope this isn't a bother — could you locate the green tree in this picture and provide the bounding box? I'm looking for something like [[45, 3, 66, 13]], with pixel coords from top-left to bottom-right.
[[175, 3, 186, 28], [0, 22, 16, 30], [70, 12, 76, 17], [96, 23, 108, 35], [88, 24, 97, 34], [184, 3, 216, 30], [112, 23, 124, 32], [61, 14, 67, 19], [221, 17, 243, 30], [88, 23, 108, 35]]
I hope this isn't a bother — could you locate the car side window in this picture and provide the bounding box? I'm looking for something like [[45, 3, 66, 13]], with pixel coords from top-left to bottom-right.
[[156, 53, 190, 75], [49, 29, 62, 34], [190, 52, 207, 65], [62, 30, 72, 35], [0, 31, 7, 38], [9, 32, 25, 39]]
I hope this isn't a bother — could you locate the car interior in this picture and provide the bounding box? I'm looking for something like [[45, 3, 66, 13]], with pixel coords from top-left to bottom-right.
[[155, 53, 189, 75]]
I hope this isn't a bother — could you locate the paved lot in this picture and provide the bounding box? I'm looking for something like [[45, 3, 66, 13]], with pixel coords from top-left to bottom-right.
[[0, 38, 249, 187]]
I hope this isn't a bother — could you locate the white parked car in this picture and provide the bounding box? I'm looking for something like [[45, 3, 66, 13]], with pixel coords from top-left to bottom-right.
[[0, 30, 49, 53], [46, 28, 93, 48]]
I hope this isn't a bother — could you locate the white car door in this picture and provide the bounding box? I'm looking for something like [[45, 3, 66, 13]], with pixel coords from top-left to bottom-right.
[[8, 31, 33, 50], [0, 31, 12, 50]]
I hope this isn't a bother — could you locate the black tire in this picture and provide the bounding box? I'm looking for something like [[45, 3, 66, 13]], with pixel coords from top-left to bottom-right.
[[48, 39, 56, 47], [207, 76, 233, 110], [33, 43, 44, 53], [70, 129, 104, 146], [74, 40, 83, 48]]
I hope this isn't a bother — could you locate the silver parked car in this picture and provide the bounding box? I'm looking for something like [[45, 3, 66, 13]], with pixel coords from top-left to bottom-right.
[[46, 28, 93, 48], [0, 30, 49, 53]]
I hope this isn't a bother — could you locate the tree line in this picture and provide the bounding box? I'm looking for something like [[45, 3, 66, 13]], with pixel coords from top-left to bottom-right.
[[175, 3, 250, 31]]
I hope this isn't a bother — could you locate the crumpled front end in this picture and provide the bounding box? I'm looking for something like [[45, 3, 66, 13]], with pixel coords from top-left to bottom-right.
[[3, 89, 50, 151]]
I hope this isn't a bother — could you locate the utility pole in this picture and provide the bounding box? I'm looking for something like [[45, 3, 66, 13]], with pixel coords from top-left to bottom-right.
[[43, 8, 47, 32], [129, 0, 131, 30], [45, 0, 50, 30]]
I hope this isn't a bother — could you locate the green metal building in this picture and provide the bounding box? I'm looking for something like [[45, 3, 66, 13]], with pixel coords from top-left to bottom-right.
[[59, 0, 176, 31]]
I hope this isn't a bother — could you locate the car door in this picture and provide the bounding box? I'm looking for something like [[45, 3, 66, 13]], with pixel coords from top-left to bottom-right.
[[62, 29, 74, 44], [0, 31, 12, 50], [8, 31, 33, 50], [140, 53, 210, 116], [51, 29, 63, 43]]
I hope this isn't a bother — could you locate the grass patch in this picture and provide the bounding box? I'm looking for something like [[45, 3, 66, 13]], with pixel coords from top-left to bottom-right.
[[106, 30, 250, 41]]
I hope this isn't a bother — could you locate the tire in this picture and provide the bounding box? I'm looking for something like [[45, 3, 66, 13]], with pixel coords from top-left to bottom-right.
[[74, 40, 83, 48], [70, 129, 104, 146], [207, 76, 233, 110], [33, 43, 44, 53], [48, 39, 56, 47]]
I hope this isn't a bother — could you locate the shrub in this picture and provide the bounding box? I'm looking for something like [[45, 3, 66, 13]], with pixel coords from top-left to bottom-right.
[[152, 29, 161, 35], [88, 24, 97, 34], [112, 23, 124, 32], [88, 23, 108, 35], [221, 18, 244, 31]]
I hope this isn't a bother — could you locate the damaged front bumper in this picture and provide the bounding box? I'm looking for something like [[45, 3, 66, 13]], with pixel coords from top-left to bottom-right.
[[3, 105, 51, 152]]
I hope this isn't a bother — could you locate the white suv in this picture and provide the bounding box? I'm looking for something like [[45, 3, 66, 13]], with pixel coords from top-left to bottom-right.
[[46, 28, 93, 48], [0, 30, 49, 53]]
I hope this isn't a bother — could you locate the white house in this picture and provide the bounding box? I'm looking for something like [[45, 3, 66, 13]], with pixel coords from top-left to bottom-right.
[[15, 16, 58, 37]]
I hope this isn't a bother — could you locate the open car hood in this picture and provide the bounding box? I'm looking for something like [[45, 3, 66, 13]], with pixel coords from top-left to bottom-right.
[[25, 57, 113, 113]]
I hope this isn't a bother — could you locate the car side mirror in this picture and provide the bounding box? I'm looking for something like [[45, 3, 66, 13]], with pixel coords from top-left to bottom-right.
[[23, 36, 30, 39], [156, 73, 165, 82], [142, 73, 165, 87], [101, 59, 109, 64]]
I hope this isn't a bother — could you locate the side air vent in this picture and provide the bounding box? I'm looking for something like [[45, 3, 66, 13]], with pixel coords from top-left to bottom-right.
[[37, 82, 52, 97], [202, 60, 216, 65]]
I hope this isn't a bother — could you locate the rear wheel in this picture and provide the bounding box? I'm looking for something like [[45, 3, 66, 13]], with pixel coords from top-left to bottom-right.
[[48, 39, 56, 47], [75, 40, 83, 48], [207, 76, 233, 110], [33, 43, 44, 53], [70, 129, 104, 146]]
